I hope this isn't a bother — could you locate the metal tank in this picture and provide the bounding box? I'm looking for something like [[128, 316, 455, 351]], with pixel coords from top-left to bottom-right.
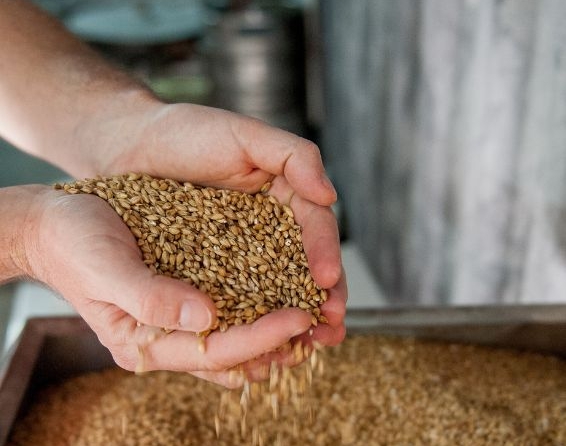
[[206, 8, 306, 135]]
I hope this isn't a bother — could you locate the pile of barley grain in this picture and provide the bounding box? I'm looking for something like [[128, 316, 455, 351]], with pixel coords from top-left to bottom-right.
[[8, 336, 566, 446], [55, 173, 327, 333]]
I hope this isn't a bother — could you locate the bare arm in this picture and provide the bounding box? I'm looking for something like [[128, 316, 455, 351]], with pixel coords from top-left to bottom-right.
[[0, 0, 154, 177]]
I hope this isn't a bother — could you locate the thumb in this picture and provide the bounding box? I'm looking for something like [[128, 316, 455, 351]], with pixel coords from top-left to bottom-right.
[[34, 192, 218, 333], [110, 273, 218, 333], [73, 238, 218, 332]]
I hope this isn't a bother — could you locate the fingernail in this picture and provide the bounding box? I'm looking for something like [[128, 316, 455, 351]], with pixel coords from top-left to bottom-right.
[[180, 301, 212, 332]]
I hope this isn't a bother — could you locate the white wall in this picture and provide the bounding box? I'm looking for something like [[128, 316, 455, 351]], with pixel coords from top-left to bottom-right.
[[322, 0, 566, 305]]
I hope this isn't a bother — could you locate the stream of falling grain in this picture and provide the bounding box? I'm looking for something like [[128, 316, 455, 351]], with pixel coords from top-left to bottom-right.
[[213, 340, 323, 445]]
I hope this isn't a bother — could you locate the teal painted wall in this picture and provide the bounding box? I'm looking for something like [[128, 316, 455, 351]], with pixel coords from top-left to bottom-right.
[[0, 139, 66, 187]]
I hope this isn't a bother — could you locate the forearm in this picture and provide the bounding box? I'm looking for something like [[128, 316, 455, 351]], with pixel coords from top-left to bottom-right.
[[0, 184, 48, 284], [0, 0, 156, 177]]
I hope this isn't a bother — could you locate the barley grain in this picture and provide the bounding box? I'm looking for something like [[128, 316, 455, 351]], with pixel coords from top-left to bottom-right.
[[55, 174, 328, 334]]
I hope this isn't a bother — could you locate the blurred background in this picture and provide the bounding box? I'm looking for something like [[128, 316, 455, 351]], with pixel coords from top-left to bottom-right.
[[1, 0, 565, 355]]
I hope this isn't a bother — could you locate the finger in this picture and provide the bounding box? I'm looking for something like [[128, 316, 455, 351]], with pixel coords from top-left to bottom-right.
[[87, 248, 217, 332], [235, 117, 337, 206], [293, 272, 347, 348], [298, 321, 346, 348], [294, 196, 342, 289], [269, 177, 342, 289], [93, 306, 312, 373], [191, 340, 311, 388], [318, 268, 348, 326], [190, 369, 246, 388], [164, 308, 312, 371]]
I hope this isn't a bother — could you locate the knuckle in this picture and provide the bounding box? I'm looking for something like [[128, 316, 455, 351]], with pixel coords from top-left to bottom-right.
[[135, 290, 157, 325], [135, 280, 173, 327], [110, 347, 138, 372], [302, 139, 321, 156], [134, 277, 184, 328]]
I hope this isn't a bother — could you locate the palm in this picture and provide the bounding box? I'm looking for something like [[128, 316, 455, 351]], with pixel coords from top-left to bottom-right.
[[86, 103, 346, 384], [34, 191, 321, 385], [132, 105, 346, 341]]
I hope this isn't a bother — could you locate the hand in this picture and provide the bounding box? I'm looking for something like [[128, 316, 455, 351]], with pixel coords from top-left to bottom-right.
[[24, 187, 330, 386], [76, 101, 348, 384], [0, 0, 346, 386]]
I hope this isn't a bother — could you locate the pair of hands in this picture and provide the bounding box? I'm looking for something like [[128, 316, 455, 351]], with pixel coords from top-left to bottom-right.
[[26, 101, 347, 387]]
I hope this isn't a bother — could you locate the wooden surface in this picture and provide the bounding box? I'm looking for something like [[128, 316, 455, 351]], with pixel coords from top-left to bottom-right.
[[321, 0, 566, 305]]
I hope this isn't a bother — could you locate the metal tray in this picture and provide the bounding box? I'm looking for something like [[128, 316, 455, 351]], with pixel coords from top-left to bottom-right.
[[0, 317, 114, 445], [1, 305, 566, 445]]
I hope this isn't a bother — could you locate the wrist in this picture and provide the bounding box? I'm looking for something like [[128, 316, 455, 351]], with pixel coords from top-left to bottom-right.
[[71, 88, 163, 178], [0, 185, 53, 283]]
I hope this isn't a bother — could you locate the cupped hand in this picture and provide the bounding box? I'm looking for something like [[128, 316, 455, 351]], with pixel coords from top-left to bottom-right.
[[24, 188, 322, 386], [75, 102, 347, 385]]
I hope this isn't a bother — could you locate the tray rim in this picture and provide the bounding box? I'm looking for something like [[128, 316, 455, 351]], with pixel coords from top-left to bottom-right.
[[0, 317, 93, 445]]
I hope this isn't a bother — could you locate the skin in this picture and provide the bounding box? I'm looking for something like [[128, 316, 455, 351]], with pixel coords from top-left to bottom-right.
[[0, 0, 347, 387]]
